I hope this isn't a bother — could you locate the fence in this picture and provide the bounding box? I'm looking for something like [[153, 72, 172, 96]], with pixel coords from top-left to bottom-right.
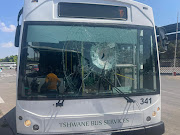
[[160, 58, 180, 74]]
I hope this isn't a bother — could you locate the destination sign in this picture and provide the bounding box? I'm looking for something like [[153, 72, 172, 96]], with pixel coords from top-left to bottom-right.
[[58, 2, 127, 20]]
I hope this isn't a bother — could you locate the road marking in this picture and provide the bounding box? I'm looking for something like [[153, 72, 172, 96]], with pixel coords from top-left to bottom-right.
[[0, 96, 4, 103]]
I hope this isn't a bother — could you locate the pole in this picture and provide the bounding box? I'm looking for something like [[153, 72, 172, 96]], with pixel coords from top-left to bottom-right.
[[173, 12, 179, 76]]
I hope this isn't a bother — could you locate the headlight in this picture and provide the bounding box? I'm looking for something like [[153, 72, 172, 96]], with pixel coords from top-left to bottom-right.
[[152, 111, 157, 117], [24, 120, 31, 127]]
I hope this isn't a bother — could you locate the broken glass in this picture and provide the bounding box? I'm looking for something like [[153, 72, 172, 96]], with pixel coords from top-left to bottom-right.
[[18, 24, 159, 99]]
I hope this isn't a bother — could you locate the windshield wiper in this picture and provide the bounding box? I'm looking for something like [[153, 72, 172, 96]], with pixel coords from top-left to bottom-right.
[[56, 89, 65, 107], [56, 99, 64, 107], [98, 60, 134, 103], [100, 77, 134, 103]]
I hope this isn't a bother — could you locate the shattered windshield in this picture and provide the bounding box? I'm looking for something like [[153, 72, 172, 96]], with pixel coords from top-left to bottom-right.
[[18, 24, 160, 100]]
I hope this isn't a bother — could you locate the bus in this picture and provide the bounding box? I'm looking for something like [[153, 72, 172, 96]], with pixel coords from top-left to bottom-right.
[[0, 62, 16, 69], [15, 0, 165, 134]]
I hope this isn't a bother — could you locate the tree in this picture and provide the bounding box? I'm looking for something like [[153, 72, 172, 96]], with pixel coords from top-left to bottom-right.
[[0, 55, 18, 63]]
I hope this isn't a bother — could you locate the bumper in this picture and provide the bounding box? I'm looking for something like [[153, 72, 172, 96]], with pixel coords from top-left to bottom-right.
[[112, 121, 165, 135], [18, 121, 165, 135]]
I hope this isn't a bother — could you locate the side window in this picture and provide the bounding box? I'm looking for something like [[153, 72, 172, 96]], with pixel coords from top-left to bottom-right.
[[139, 29, 158, 91]]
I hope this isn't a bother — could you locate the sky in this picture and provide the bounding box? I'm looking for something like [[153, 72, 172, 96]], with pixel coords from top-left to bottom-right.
[[0, 0, 180, 58]]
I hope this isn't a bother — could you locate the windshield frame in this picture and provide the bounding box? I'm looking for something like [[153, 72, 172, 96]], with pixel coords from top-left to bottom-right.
[[17, 21, 160, 100]]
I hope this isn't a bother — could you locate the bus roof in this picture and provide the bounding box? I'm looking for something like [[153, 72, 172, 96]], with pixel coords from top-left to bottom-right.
[[22, 0, 154, 27]]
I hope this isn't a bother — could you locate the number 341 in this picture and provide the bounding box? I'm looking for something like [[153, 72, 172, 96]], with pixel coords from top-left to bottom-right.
[[140, 98, 152, 105]]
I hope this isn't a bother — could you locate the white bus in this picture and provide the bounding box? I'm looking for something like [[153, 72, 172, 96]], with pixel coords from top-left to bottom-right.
[[0, 62, 16, 69], [15, 0, 165, 134]]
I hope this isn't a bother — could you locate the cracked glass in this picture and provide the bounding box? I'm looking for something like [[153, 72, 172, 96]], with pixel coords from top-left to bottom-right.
[[18, 24, 160, 99]]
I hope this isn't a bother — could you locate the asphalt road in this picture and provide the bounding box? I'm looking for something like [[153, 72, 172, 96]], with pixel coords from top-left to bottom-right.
[[0, 69, 16, 135], [161, 75, 180, 135], [0, 70, 180, 135]]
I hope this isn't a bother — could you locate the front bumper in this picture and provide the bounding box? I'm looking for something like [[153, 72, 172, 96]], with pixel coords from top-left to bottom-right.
[[112, 121, 165, 135], [18, 121, 165, 135]]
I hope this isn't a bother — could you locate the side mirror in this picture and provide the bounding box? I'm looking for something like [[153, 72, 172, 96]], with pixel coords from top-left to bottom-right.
[[158, 27, 169, 51], [15, 8, 23, 47], [14, 25, 21, 47]]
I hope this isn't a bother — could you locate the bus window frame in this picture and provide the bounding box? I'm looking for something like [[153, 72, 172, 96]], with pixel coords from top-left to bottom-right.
[[17, 21, 160, 100]]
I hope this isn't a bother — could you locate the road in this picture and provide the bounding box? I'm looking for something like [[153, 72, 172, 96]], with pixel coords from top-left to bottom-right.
[[0, 69, 180, 135], [161, 75, 180, 135], [0, 70, 16, 135]]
